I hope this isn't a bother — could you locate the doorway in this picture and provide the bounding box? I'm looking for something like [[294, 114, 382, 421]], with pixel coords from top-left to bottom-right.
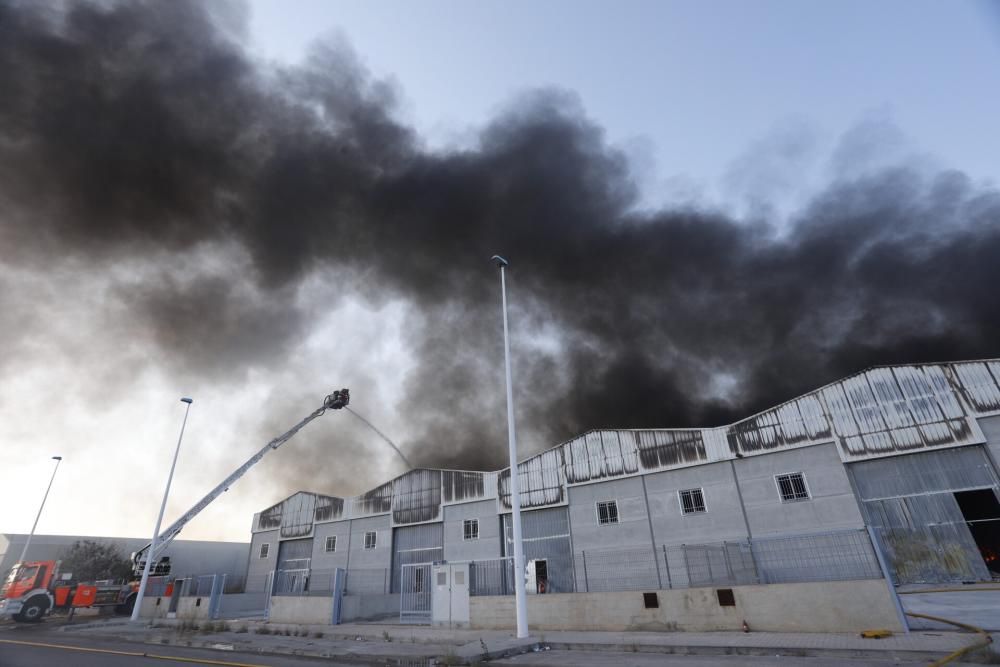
[[954, 489, 1000, 578]]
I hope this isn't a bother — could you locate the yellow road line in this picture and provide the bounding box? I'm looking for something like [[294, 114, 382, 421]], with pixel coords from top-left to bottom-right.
[[0, 638, 270, 667]]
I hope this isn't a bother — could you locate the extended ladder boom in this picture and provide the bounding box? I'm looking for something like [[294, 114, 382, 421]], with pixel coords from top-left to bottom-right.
[[132, 389, 349, 573]]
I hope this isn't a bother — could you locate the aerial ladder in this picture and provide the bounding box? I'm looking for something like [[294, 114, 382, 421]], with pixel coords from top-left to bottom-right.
[[127, 388, 350, 618]]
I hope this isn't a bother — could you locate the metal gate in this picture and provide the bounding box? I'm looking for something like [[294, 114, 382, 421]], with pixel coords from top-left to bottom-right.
[[850, 445, 999, 583], [399, 562, 432, 624]]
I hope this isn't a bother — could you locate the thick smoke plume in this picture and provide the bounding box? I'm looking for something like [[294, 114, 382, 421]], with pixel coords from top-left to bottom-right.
[[2, 1, 999, 490]]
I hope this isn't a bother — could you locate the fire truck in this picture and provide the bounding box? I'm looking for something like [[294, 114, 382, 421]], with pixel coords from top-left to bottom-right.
[[0, 560, 174, 622], [0, 389, 349, 623]]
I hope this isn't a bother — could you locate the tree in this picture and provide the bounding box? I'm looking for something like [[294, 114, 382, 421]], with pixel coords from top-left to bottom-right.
[[58, 541, 133, 583]]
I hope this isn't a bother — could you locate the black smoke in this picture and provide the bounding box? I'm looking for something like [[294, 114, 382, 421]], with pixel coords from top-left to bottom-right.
[[2, 0, 999, 486]]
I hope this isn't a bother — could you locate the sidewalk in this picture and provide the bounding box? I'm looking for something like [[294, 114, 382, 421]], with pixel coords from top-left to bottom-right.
[[39, 617, 988, 665]]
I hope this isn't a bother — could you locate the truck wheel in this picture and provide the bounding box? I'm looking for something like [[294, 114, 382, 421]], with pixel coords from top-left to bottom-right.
[[16, 597, 49, 623]]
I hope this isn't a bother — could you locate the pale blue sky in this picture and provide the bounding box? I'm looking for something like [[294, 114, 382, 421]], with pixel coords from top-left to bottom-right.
[[247, 0, 1000, 209]]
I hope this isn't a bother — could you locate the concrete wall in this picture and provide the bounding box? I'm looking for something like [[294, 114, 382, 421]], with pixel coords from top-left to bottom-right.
[[735, 442, 865, 537], [246, 529, 278, 590], [341, 593, 399, 622], [443, 500, 502, 561], [138, 595, 211, 621], [346, 515, 392, 572], [568, 477, 654, 553], [645, 461, 749, 547], [470, 579, 903, 633], [310, 519, 351, 572], [268, 596, 334, 625]]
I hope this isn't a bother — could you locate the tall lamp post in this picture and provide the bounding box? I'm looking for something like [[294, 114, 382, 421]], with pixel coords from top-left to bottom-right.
[[131, 397, 193, 622], [491, 255, 529, 639], [16, 456, 63, 565]]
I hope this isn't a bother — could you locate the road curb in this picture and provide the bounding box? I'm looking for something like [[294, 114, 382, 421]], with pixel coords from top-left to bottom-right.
[[37, 627, 968, 666]]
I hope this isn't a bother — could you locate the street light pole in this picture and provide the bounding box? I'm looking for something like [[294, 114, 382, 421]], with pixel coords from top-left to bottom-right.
[[131, 397, 193, 622], [491, 255, 529, 639], [16, 456, 62, 565]]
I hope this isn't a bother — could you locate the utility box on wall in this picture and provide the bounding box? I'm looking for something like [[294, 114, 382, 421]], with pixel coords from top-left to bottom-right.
[[431, 562, 470, 628]]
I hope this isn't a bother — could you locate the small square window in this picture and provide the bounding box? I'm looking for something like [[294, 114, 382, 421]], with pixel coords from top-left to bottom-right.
[[463, 519, 479, 541], [596, 500, 619, 525], [325, 536, 337, 553], [259, 543, 269, 559], [364, 531, 377, 550], [776, 473, 810, 501], [716, 588, 736, 606], [679, 488, 706, 514]]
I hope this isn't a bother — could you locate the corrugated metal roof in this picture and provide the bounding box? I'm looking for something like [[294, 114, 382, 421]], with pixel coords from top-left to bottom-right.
[[253, 359, 1000, 532]]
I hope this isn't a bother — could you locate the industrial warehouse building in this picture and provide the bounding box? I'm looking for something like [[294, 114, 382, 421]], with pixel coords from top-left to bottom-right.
[[246, 359, 1000, 609]]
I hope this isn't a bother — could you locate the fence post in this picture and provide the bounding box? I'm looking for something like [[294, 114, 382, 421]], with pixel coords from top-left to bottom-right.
[[216, 573, 227, 620], [264, 570, 274, 620], [581, 551, 589, 593], [723, 542, 735, 584], [681, 545, 689, 587], [208, 574, 222, 620], [651, 544, 663, 590], [747, 537, 761, 585], [867, 526, 909, 634], [662, 545, 672, 589]]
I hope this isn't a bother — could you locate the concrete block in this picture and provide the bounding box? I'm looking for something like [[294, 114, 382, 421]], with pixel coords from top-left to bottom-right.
[[268, 596, 335, 625]]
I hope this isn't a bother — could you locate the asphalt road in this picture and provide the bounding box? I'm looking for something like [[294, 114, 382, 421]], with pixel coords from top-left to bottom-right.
[[0, 636, 946, 667], [0, 635, 359, 667]]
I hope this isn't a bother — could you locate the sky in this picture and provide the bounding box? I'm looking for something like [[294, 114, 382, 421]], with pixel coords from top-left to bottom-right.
[[1, 0, 998, 547], [247, 0, 1000, 208]]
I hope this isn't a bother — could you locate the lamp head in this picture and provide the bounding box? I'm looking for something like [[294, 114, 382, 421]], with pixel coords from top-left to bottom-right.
[[181, 397, 193, 404], [52, 456, 62, 461], [491, 255, 509, 268]]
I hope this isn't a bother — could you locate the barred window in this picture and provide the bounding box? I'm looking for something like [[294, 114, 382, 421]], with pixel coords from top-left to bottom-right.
[[364, 531, 377, 550], [679, 488, 706, 514], [325, 536, 337, 552], [463, 518, 479, 541], [596, 500, 619, 525], [776, 473, 810, 501], [258, 543, 269, 559]]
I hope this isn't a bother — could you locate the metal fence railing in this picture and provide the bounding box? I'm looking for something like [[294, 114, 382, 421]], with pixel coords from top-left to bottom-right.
[[144, 575, 172, 597], [269, 567, 390, 597], [343, 568, 390, 595], [470, 557, 516, 596], [750, 529, 882, 584], [185, 574, 219, 597], [573, 528, 882, 593]]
